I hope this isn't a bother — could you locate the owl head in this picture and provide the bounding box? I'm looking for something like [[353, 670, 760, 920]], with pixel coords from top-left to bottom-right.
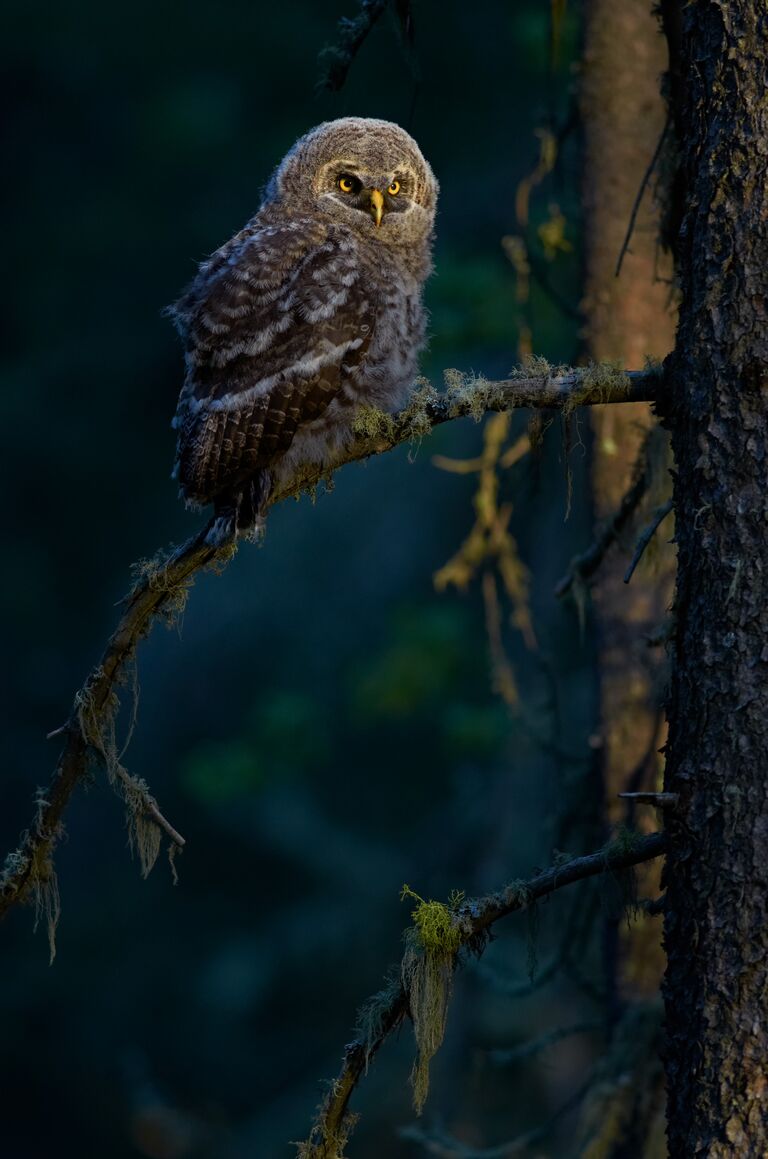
[[265, 117, 438, 247]]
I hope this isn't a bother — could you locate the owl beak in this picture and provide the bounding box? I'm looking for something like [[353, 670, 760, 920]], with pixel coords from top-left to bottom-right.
[[367, 189, 385, 228]]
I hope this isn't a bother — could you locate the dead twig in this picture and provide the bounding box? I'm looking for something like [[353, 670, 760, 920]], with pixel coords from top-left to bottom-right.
[[624, 498, 674, 583], [113, 767, 186, 850], [401, 1078, 592, 1157], [555, 467, 649, 598], [615, 117, 671, 277], [488, 1018, 603, 1067], [618, 791, 679, 809]]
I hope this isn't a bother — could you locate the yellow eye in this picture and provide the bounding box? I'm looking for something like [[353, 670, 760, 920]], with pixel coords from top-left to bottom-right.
[[388, 180, 401, 196], [338, 175, 355, 193]]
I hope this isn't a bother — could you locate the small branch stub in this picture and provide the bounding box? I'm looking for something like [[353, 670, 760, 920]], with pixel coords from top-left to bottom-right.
[[618, 791, 679, 809]]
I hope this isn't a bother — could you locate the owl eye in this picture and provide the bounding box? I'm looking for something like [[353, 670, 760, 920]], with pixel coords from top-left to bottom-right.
[[388, 180, 401, 196], [338, 175, 359, 194]]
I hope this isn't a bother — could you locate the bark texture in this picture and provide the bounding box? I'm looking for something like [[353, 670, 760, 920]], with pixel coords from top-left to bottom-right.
[[662, 4, 768, 1154]]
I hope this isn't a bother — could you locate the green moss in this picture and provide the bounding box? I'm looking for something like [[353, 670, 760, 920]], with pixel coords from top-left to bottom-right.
[[603, 829, 643, 924], [606, 826, 643, 858], [401, 884, 465, 955]]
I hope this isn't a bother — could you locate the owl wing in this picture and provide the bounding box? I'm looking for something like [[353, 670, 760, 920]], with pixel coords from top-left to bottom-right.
[[170, 218, 373, 507]]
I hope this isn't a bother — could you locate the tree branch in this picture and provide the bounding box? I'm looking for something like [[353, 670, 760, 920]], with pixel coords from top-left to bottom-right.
[[317, 0, 418, 94], [316, 1, 388, 92], [623, 498, 674, 584], [401, 1077, 593, 1157], [555, 432, 653, 598], [298, 831, 667, 1157], [487, 1018, 603, 1067], [615, 116, 671, 278], [0, 364, 661, 933]]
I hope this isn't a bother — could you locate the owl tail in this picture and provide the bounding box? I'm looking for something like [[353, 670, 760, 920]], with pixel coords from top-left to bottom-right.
[[205, 469, 273, 548]]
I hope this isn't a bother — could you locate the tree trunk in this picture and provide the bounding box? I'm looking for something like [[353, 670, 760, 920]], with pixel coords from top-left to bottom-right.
[[579, 3, 675, 1151], [580, 0, 675, 908], [662, 4, 768, 1154]]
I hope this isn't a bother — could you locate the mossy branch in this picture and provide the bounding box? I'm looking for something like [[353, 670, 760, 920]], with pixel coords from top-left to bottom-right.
[[298, 831, 667, 1157], [0, 361, 661, 947]]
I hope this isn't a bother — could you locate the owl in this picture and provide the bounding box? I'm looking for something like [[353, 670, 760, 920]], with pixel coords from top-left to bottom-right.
[[168, 117, 438, 543]]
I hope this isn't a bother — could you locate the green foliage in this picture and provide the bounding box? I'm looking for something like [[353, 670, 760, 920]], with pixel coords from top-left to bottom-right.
[[182, 739, 265, 803], [351, 606, 469, 722], [183, 690, 329, 804], [246, 690, 329, 774], [426, 254, 522, 361], [441, 703, 510, 759]]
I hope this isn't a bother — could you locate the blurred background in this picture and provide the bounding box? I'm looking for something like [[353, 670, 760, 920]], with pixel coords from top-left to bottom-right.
[[2, 2, 673, 1155]]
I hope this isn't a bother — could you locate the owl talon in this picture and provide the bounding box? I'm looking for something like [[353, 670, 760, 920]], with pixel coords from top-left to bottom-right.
[[205, 510, 238, 548], [240, 516, 266, 545]]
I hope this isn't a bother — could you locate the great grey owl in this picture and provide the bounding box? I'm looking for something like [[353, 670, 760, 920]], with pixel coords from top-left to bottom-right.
[[168, 117, 438, 543]]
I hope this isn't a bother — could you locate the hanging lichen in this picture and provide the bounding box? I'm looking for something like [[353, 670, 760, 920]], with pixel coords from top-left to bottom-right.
[[74, 668, 166, 878], [31, 850, 61, 965], [0, 849, 59, 967], [400, 885, 466, 1112], [433, 397, 535, 707], [355, 973, 403, 1067], [0, 815, 62, 964]]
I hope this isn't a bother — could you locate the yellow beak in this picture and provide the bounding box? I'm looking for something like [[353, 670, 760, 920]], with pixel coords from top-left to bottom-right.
[[368, 188, 384, 228]]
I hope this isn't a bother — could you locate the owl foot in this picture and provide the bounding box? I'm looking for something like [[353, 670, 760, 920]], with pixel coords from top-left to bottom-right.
[[235, 470, 272, 543], [205, 509, 238, 548], [206, 470, 272, 548]]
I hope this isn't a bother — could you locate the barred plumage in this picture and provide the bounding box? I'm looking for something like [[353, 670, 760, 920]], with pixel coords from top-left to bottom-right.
[[169, 117, 438, 542]]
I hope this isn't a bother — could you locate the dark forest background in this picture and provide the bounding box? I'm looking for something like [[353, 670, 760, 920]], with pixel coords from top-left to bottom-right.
[[0, 4, 635, 1155]]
